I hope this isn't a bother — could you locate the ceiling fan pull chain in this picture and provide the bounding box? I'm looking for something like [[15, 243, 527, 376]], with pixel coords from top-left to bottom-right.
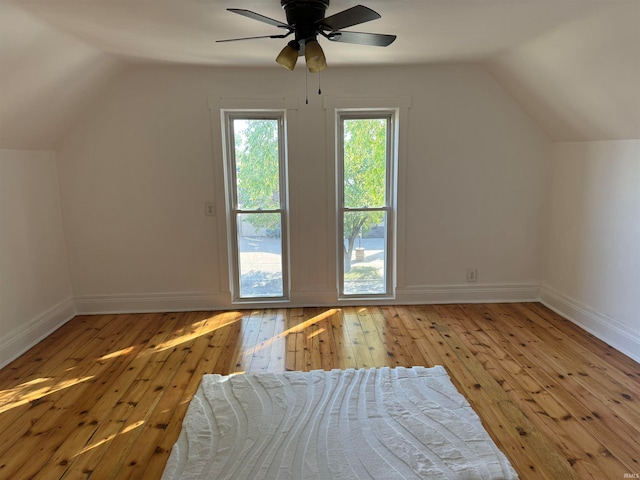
[[318, 71, 322, 96], [305, 68, 309, 105]]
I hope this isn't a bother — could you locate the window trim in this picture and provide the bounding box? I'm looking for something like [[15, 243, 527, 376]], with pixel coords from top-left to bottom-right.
[[324, 96, 410, 303], [221, 110, 291, 303]]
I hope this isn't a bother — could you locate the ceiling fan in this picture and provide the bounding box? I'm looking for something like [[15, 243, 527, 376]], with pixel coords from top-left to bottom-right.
[[217, 0, 396, 72]]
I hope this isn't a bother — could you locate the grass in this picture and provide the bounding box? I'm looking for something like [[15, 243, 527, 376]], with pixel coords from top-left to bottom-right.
[[344, 266, 381, 280]]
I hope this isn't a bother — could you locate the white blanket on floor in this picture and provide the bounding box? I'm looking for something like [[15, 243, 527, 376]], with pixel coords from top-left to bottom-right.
[[162, 366, 518, 479]]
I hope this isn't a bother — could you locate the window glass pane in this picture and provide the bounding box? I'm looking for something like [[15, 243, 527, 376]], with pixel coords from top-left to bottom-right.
[[343, 118, 387, 208], [237, 212, 283, 298], [233, 119, 280, 210], [343, 210, 386, 295]]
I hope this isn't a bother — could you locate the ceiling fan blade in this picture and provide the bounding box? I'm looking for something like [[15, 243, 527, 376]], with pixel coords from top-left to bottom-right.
[[216, 33, 290, 43], [327, 31, 396, 47], [227, 9, 290, 29], [318, 5, 381, 32]]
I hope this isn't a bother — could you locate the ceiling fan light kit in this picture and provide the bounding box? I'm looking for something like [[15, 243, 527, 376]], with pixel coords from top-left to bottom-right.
[[218, 0, 396, 72]]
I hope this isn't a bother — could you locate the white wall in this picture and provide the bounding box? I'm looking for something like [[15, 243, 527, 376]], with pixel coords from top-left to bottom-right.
[[542, 140, 640, 362], [55, 63, 549, 312], [0, 149, 74, 367]]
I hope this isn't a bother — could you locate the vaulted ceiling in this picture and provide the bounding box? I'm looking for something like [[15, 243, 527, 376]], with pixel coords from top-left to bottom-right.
[[1, 0, 639, 149]]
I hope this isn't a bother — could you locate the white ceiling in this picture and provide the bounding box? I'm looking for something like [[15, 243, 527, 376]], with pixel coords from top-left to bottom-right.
[[1, 0, 639, 148]]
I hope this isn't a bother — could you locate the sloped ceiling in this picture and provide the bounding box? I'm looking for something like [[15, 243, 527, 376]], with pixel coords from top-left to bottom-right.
[[0, 3, 123, 149], [1, 0, 638, 149], [487, 1, 640, 141]]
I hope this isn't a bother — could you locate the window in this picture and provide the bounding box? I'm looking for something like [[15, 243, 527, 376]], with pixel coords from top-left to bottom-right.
[[338, 112, 396, 298], [223, 113, 289, 301]]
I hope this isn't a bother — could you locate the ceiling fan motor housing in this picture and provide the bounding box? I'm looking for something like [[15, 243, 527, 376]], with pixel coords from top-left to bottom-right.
[[281, 0, 330, 41]]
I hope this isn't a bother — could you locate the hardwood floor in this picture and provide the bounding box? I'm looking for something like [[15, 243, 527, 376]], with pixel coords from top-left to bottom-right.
[[0, 303, 638, 479]]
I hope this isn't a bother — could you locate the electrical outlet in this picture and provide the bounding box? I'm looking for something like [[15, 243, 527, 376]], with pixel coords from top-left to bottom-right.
[[467, 268, 477, 283], [205, 202, 215, 216]]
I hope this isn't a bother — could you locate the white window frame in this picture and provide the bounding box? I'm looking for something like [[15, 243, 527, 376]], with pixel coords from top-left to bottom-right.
[[336, 110, 398, 299], [221, 110, 291, 303]]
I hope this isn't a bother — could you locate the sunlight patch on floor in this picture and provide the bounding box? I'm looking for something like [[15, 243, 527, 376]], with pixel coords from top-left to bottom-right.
[[0, 375, 95, 414], [74, 419, 145, 457]]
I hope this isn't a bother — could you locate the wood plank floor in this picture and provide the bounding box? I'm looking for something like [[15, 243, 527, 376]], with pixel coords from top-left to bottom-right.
[[0, 303, 638, 479]]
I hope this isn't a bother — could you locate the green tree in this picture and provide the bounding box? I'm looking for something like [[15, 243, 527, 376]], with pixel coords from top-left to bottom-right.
[[342, 118, 387, 271], [234, 119, 280, 233]]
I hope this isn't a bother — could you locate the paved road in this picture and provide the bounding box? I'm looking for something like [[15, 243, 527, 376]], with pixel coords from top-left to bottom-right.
[[237, 237, 386, 296]]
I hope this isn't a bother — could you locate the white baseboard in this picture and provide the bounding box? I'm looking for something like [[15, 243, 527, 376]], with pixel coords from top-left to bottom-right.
[[396, 283, 540, 304], [73, 284, 541, 314], [74, 291, 230, 314], [540, 283, 640, 364], [0, 297, 76, 369], [235, 284, 540, 308]]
